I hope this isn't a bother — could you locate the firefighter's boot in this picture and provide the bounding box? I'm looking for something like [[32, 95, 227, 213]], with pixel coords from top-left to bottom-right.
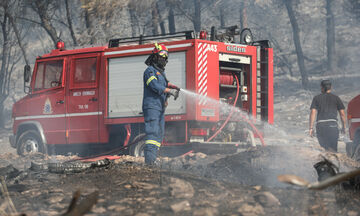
[[144, 144, 159, 165]]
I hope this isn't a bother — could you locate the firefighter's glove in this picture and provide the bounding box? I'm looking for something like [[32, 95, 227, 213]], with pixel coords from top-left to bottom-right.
[[168, 89, 180, 100], [168, 83, 180, 91]]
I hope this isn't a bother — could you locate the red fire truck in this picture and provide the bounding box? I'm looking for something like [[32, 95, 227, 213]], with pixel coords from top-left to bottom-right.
[[10, 28, 273, 156], [346, 94, 360, 160]]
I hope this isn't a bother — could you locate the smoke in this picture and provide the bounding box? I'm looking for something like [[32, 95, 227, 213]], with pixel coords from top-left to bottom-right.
[[178, 88, 321, 188], [180, 88, 290, 140]]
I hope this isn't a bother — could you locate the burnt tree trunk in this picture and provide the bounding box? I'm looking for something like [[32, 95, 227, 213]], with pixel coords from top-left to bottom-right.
[[271, 36, 295, 77], [0, 102, 4, 128], [7, 12, 29, 65], [151, 2, 159, 35], [284, 0, 309, 89], [220, 6, 225, 28], [157, 2, 166, 35], [0, 14, 9, 128], [193, 0, 201, 31], [168, 7, 175, 34], [326, 0, 336, 74], [129, 8, 138, 37], [83, 6, 93, 43], [65, 0, 78, 46], [239, 2, 248, 30], [33, 1, 59, 48], [159, 20, 166, 35]]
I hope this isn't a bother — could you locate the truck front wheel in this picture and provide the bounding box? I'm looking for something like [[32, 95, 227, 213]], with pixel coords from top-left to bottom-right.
[[129, 140, 145, 157], [17, 130, 47, 156], [129, 134, 146, 157]]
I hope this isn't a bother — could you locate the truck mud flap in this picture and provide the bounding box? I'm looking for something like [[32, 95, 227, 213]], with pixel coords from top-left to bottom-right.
[[9, 135, 15, 148]]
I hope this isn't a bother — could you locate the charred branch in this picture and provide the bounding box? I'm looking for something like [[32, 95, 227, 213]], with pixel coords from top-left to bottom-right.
[[62, 190, 99, 216], [6, 12, 29, 65]]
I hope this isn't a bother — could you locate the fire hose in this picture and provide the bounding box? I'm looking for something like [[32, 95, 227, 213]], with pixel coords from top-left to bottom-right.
[[64, 134, 145, 163], [206, 73, 266, 146]]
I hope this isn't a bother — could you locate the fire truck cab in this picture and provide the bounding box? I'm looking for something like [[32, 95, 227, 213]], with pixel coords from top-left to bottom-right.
[[10, 29, 273, 156]]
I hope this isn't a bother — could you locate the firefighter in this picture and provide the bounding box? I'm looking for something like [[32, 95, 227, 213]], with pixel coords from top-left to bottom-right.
[[309, 80, 346, 152], [142, 43, 180, 165]]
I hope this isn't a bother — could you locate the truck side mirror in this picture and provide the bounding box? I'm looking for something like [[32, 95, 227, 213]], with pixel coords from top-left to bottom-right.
[[24, 65, 31, 94], [24, 65, 31, 83]]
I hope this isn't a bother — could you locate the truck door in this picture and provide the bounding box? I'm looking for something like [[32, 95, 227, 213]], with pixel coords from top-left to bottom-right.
[[66, 54, 100, 144], [30, 58, 66, 144]]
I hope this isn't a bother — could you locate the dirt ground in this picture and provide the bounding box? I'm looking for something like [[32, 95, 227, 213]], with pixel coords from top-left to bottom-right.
[[1, 77, 360, 216], [0, 144, 359, 216]]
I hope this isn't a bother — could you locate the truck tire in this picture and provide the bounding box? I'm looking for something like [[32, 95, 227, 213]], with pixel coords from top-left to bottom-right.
[[17, 130, 47, 156], [129, 139, 146, 157]]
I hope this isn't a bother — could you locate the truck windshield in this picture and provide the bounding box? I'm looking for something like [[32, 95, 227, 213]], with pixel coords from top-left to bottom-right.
[[34, 60, 63, 91]]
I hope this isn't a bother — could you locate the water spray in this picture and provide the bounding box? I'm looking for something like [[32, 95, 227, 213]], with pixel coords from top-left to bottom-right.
[[180, 75, 266, 146]]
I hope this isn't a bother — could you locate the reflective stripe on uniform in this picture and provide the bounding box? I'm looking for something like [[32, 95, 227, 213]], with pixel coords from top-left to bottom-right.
[[146, 76, 157, 85], [145, 140, 161, 147]]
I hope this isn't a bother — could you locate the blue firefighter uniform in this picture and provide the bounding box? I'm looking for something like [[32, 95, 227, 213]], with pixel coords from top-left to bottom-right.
[[142, 65, 168, 164]]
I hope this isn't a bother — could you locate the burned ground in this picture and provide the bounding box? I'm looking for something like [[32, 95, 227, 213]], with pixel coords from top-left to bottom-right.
[[0, 145, 359, 216]]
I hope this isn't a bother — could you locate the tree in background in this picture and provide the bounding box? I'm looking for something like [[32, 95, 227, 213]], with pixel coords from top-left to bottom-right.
[[151, 1, 160, 35], [80, 0, 129, 45], [166, 0, 221, 32], [326, 0, 336, 74], [5, 0, 29, 66], [214, 0, 243, 29], [0, 0, 23, 128], [214, 0, 248, 37], [27, 0, 60, 48], [168, 3, 176, 33], [127, 0, 154, 37], [151, 0, 171, 35], [239, 1, 248, 30], [219, 4, 225, 28], [283, 0, 309, 88], [248, 1, 298, 78], [64, 0, 78, 46], [155, 0, 167, 35]]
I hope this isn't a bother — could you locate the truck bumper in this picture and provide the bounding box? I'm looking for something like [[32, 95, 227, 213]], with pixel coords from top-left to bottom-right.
[[9, 135, 16, 148]]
